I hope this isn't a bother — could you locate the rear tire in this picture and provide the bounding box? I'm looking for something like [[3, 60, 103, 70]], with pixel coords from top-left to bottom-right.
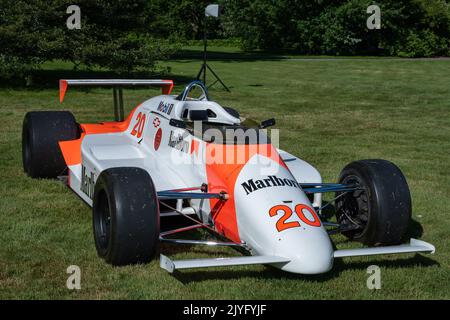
[[93, 167, 160, 266], [335, 159, 411, 246], [22, 111, 79, 178]]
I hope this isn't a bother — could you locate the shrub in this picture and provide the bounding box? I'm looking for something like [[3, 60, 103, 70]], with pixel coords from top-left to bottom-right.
[[0, 55, 39, 81], [398, 29, 450, 57], [221, 0, 450, 57], [0, 0, 181, 81]]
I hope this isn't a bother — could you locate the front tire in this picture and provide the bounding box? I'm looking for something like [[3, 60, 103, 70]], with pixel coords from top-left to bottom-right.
[[335, 159, 411, 246], [93, 167, 160, 266]]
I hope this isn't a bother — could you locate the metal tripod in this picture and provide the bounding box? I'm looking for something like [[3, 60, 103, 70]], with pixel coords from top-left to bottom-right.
[[196, 17, 230, 92]]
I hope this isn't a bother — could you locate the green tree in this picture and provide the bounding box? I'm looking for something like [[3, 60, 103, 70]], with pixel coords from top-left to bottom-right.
[[220, 0, 450, 56], [0, 0, 179, 80], [146, 0, 222, 40]]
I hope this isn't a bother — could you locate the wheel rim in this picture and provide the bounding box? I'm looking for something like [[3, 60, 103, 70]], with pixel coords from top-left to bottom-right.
[[337, 175, 370, 238], [94, 190, 111, 252]]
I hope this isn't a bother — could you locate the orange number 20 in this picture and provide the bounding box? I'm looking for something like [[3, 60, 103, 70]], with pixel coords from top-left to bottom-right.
[[269, 203, 321, 232], [131, 112, 146, 138]]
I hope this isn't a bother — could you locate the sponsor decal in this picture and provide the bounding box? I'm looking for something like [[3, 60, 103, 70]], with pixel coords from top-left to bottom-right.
[[168, 131, 189, 153], [241, 175, 301, 195], [154, 128, 162, 151], [81, 165, 95, 199], [157, 101, 174, 115], [153, 117, 160, 128]]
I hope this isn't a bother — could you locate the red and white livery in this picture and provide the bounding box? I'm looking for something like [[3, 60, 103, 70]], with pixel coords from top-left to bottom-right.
[[21, 80, 435, 275]]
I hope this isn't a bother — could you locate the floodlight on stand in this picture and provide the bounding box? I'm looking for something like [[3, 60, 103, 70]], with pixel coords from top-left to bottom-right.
[[205, 4, 220, 17], [196, 4, 230, 92]]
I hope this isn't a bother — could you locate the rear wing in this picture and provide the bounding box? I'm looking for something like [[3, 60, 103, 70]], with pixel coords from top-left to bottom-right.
[[59, 79, 174, 121]]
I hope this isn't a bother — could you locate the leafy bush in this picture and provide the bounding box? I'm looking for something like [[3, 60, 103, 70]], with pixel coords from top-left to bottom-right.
[[0, 55, 39, 81], [398, 29, 450, 57], [221, 0, 450, 57], [0, 0, 180, 81]]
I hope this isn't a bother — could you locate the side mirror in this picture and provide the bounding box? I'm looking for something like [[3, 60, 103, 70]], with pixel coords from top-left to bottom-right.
[[259, 118, 276, 129], [169, 118, 186, 129], [190, 110, 209, 121]]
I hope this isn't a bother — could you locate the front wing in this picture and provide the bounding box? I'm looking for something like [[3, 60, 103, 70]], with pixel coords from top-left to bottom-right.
[[160, 239, 435, 273]]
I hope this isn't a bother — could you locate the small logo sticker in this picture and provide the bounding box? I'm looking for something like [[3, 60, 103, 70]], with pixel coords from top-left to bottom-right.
[[153, 117, 160, 128], [80, 165, 94, 199], [168, 131, 189, 153], [157, 101, 174, 115], [154, 128, 162, 151]]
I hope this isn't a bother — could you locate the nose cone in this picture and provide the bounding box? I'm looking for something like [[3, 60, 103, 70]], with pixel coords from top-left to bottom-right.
[[233, 154, 334, 275], [273, 228, 334, 274]]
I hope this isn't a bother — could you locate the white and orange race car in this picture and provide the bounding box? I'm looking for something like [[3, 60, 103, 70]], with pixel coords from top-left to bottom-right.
[[22, 79, 435, 274]]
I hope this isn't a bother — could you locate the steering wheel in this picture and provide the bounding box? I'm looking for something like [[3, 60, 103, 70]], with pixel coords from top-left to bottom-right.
[[178, 81, 210, 101]]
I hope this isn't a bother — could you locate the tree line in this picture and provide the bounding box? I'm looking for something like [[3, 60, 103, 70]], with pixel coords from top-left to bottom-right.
[[1, 0, 449, 81]]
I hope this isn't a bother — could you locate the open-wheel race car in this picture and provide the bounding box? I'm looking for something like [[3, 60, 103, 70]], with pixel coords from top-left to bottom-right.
[[22, 79, 435, 275]]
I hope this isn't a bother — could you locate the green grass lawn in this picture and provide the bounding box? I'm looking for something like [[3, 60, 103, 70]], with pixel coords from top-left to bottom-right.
[[0, 52, 449, 299]]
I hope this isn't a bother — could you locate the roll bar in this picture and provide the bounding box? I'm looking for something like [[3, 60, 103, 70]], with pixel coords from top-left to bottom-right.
[[177, 80, 210, 102]]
